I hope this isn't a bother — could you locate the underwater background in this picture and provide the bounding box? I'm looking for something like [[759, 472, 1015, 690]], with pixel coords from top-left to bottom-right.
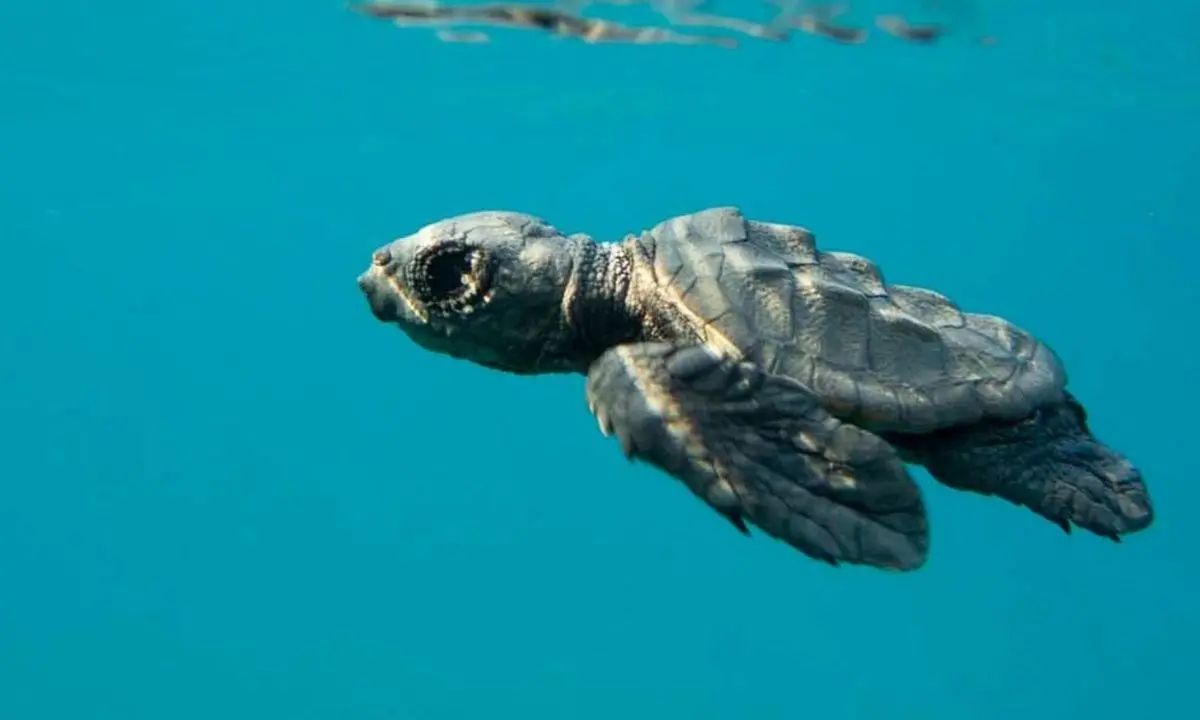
[[2, 1, 1198, 718]]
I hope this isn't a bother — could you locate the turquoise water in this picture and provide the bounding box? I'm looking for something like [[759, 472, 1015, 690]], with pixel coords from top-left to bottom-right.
[[2, 1, 1198, 718]]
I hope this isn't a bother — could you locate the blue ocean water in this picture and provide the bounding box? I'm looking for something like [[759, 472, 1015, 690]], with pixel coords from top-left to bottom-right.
[[2, 1, 1197, 718]]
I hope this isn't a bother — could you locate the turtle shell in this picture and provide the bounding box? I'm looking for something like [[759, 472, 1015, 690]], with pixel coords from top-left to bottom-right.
[[624, 207, 1066, 434]]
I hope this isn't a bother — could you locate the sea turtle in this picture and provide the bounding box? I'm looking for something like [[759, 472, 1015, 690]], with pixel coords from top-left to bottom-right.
[[357, 207, 1153, 570]]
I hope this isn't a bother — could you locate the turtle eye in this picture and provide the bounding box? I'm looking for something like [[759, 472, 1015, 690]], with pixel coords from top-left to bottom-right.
[[421, 246, 470, 301], [413, 243, 490, 310]]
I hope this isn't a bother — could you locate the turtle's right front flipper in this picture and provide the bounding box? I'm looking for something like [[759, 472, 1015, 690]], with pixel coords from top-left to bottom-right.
[[585, 342, 929, 571]]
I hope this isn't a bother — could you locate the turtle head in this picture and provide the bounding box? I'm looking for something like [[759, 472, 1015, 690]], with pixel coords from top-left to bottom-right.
[[358, 211, 586, 374]]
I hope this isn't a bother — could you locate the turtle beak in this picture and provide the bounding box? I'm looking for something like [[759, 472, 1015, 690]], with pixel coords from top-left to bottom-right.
[[358, 242, 428, 326], [358, 267, 399, 322]]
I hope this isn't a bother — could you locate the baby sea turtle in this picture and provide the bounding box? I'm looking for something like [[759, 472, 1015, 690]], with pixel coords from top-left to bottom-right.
[[357, 207, 1153, 571]]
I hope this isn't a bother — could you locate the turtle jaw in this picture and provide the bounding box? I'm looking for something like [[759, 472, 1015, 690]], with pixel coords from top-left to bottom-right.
[[357, 242, 430, 328]]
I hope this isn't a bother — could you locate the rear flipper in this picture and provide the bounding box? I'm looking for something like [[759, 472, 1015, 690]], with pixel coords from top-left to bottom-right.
[[585, 342, 929, 571], [886, 394, 1153, 540]]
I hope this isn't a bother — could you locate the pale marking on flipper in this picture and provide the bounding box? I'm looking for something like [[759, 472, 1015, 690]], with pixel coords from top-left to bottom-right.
[[612, 344, 747, 512]]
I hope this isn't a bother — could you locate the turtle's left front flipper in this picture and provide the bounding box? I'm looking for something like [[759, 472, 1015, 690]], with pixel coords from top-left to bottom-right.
[[585, 342, 929, 571]]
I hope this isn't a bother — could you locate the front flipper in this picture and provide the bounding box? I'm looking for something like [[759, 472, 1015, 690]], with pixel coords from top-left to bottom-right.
[[585, 342, 929, 571]]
